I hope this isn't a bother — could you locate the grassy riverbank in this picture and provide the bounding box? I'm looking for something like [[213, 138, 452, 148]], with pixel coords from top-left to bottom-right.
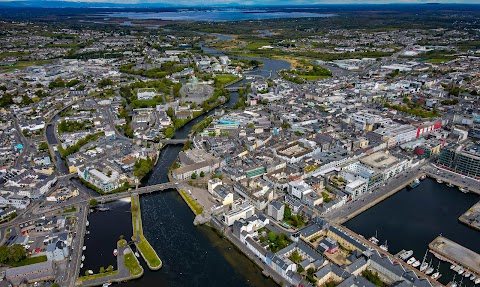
[[178, 189, 203, 215], [130, 195, 162, 270]]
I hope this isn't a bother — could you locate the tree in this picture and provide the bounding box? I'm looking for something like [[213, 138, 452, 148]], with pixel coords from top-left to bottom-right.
[[297, 264, 305, 273], [99, 266, 105, 273], [85, 270, 90, 276], [191, 173, 197, 179], [268, 231, 277, 242], [107, 265, 114, 272], [89, 198, 98, 207], [38, 142, 48, 151], [52, 283, 60, 287], [200, 171, 205, 177], [164, 127, 175, 139], [0, 245, 9, 263], [119, 235, 124, 240], [8, 244, 26, 262]]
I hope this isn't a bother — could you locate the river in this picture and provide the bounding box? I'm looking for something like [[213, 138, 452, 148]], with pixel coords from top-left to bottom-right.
[[79, 36, 288, 286], [344, 178, 480, 287]]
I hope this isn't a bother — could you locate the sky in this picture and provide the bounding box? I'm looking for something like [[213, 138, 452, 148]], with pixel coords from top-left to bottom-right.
[[0, 0, 478, 4]]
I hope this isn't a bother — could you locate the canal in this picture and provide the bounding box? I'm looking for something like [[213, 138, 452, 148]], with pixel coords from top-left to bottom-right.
[[344, 178, 480, 286]]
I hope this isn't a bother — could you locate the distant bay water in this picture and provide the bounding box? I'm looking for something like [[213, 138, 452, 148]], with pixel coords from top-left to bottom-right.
[[101, 9, 336, 21]]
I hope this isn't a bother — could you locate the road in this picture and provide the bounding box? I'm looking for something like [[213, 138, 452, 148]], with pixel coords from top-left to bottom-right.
[[326, 163, 427, 224], [64, 202, 89, 287]]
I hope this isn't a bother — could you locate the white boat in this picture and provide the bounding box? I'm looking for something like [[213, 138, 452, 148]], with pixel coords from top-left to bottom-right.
[[407, 257, 417, 265], [86, 221, 89, 227], [82, 246, 86, 251], [135, 252, 140, 258], [81, 255, 85, 261], [447, 183, 454, 187], [458, 268, 464, 275], [420, 250, 428, 272], [465, 272, 471, 278], [368, 231, 379, 245], [413, 260, 421, 268], [451, 264, 457, 270], [113, 249, 118, 257], [431, 262, 441, 280], [451, 282, 457, 287], [426, 260, 434, 275], [80, 263, 83, 268], [436, 179, 443, 184], [470, 275, 476, 281], [474, 278, 480, 284], [400, 250, 414, 261], [380, 240, 388, 252], [459, 187, 468, 193], [102, 283, 111, 287], [88, 270, 93, 275]]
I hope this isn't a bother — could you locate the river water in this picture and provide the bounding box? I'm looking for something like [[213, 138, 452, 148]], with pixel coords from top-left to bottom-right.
[[344, 178, 480, 287]]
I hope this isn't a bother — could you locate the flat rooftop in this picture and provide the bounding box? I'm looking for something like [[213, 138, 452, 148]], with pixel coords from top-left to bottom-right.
[[360, 151, 399, 169]]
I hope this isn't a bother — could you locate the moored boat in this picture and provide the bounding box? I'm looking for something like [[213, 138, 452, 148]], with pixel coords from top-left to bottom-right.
[[380, 240, 388, 252], [400, 250, 414, 261], [113, 249, 118, 257], [407, 257, 417, 265], [408, 179, 421, 190], [436, 179, 443, 184], [413, 260, 421, 268], [474, 278, 480, 284]]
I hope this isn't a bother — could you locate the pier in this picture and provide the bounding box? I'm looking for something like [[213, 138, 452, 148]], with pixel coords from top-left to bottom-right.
[[130, 195, 162, 271], [458, 201, 480, 231], [429, 236, 480, 277]]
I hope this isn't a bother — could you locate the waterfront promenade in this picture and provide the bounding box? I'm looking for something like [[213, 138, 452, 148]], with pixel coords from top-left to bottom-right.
[[327, 164, 426, 224], [423, 164, 480, 195]]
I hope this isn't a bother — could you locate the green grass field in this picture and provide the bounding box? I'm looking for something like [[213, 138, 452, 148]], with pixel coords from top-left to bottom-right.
[[7, 255, 47, 267], [77, 270, 119, 283], [298, 75, 330, 80], [124, 253, 143, 276], [137, 236, 162, 268], [179, 190, 204, 215], [426, 58, 452, 64], [215, 74, 239, 86], [244, 41, 271, 50]]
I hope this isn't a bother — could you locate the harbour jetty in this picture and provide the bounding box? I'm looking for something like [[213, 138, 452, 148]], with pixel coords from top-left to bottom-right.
[[76, 240, 143, 286], [130, 194, 162, 271], [458, 201, 480, 231], [429, 236, 480, 277]]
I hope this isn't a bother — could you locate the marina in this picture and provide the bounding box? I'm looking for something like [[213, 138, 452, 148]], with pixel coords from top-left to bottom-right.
[[429, 236, 480, 279], [345, 178, 480, 287]]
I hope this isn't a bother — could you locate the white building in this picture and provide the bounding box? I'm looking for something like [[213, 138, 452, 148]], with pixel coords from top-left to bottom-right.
[[223, 201, 255, 226]]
